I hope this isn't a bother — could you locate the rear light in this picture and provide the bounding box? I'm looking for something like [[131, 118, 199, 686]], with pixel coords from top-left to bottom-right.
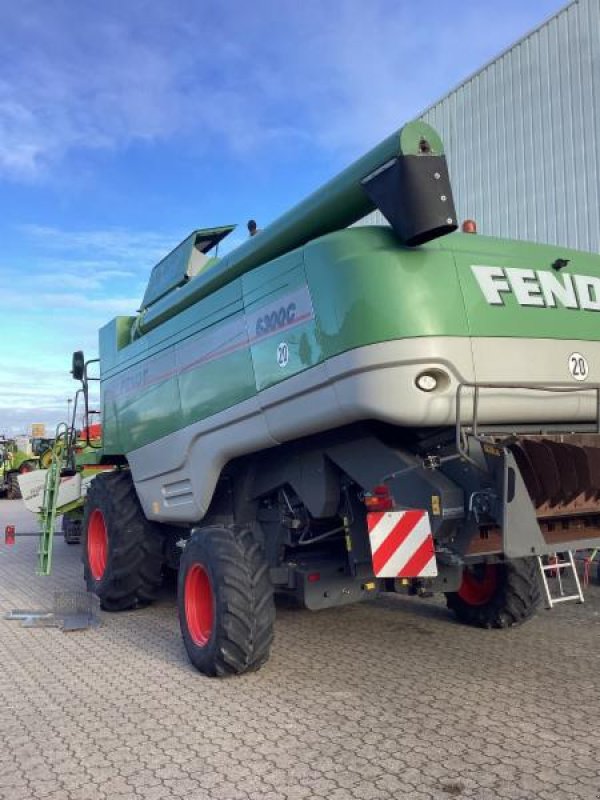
[[307, 572, 321, 583], [364, 484, 394, 512], [416, 372, 438, 392], [415, 368, 450, 393], [461, 219, 477, 234], [5, 525, 15, 545]]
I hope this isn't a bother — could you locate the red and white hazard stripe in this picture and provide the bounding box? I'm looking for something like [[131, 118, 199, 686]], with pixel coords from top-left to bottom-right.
[[367, 510, 437, 578]]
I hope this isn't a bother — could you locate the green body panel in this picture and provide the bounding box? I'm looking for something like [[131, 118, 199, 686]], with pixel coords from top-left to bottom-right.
[[447, 234, 600, 340], [102, 277, 256, 454], [99, 224, 600, 456], [242, 251, 322, 392], [74, 449, 104, 468], [304, 228, 470, 357]]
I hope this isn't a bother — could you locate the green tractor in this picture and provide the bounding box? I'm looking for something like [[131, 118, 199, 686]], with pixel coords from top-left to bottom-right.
[[0, 438, 39, 499], [31, 437, 56, 469]]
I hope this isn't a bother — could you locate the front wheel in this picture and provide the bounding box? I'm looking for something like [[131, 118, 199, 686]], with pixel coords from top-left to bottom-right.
[[178, 525, 275, 677], [82, 471, 164, 611], [446, 558, 542, 628]]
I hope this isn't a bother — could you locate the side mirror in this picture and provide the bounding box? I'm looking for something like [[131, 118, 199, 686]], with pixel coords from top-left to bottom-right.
[[71, 351, 85, 381]]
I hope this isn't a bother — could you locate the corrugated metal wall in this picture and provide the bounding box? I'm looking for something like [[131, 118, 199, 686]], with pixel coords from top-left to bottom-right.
[[362, 0, 600, 253]]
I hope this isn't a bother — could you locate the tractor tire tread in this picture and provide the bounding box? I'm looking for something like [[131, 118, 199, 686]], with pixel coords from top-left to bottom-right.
[[178, 524, 275, 677], [7, 473, 21, 500], [82, 471, 164, 611], [446, 558, 541, 629]]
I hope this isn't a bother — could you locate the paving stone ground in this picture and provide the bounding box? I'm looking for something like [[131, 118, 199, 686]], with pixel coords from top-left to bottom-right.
[[1, 498, 599, 800]]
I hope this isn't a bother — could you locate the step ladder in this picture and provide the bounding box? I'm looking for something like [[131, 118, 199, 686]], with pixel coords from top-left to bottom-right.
[[38, 423, 68, 576], [537, 551, 584, 608]]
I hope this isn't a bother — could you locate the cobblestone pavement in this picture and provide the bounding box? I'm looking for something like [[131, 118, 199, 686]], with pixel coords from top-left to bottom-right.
[[1, 500, 599, 800]]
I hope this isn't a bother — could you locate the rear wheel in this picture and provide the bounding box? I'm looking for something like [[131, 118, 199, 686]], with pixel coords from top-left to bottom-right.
[[446, 558, 541, 628], [178, 525, 275, 677], [82, 471, 164, 611]]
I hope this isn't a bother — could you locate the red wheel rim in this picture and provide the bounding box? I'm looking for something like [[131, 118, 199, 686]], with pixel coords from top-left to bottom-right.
[[184, 564, 214, 647], [458, 564, 498, 606], [88, 509, 108, 580]]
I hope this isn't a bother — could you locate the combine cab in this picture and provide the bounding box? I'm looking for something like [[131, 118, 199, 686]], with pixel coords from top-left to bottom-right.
[[57, 118, 600, 676]]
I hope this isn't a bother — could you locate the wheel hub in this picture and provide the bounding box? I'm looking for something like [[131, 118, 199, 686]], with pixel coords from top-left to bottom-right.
[[458, 564, 499, 606], [184, 563, 214, 647], [88, 509, 108, 580]]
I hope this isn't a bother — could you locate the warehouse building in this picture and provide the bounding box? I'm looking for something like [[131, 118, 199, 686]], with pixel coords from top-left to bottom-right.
[[364, 0, 600, 253]]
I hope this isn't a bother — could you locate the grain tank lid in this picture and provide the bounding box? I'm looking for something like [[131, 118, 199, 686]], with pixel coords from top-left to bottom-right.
[[141, 225, 235, 310]]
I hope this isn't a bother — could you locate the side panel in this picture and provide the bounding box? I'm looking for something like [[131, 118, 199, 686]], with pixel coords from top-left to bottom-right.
[[304, 227, 471, 358], [101, 280, 256, 454], [242, 252, 322, 392], [452, 236, 600, 342], [176, 315, 254, 430]]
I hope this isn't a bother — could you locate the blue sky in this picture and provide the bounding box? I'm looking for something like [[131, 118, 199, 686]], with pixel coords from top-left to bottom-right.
[[0, 0, 566, 435]]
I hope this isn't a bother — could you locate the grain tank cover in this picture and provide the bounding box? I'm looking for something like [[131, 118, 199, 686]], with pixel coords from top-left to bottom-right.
[[141, 225, 235, 310]]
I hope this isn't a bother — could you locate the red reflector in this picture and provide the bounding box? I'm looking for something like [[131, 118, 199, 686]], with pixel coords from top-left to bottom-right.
[[461, 218, 477, 234], [5, 525, 15, 545], [364, 484, 394, 512], [307, 572, 321, 583]]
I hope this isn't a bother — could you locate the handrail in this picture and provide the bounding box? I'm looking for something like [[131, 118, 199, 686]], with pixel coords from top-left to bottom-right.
[[455, 381, 600, 462]]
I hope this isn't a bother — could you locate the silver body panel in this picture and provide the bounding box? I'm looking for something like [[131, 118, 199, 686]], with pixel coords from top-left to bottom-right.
[[128, 336, 600, 523]]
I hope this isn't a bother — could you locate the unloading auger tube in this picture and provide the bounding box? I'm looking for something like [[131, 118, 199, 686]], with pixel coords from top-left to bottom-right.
[[131, 120, 457, 339]]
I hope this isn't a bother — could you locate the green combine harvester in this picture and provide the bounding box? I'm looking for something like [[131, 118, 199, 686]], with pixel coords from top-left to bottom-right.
[[58, 119, 600, 676]]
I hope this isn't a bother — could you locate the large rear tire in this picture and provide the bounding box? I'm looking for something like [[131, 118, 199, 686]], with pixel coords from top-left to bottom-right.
[[178, 525, 275, 677], [82, 471, 164, 611], [446, 558, 541, 628]]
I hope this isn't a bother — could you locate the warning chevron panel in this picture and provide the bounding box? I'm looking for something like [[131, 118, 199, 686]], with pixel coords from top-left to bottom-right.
[[367, 510, 438, 579]]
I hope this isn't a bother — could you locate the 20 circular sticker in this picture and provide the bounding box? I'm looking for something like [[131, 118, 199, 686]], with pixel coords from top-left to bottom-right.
[[568, 352, 589, 381], [277, 342, 289, 368]]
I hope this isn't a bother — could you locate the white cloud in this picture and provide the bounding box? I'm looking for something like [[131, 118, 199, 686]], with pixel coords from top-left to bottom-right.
[[34, 270, 135, 291], [21, 225, 176, 265], [0, 1, 565, 179], [0, 221, 164, 433]]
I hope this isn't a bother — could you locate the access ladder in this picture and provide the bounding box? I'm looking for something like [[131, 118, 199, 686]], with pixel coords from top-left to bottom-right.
[[38, 424, 68, 576], [537, 551, 584, 609]]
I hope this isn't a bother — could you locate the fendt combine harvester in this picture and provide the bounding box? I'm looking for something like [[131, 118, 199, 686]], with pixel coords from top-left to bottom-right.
[[53, 120, 600, 675]]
